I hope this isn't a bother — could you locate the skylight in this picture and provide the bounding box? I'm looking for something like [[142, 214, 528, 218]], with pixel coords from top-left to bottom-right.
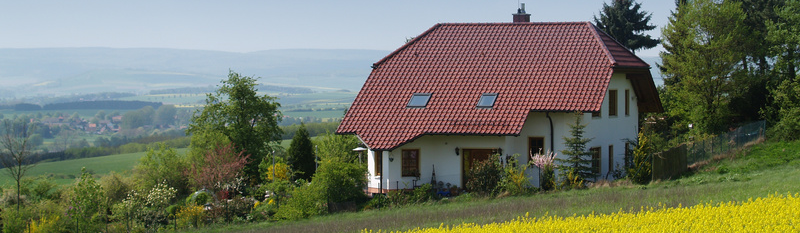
[[477, 93, 498, 108], [407, 93, 432, 108]]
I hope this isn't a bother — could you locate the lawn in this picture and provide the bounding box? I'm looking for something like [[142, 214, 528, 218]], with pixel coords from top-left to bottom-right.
[[0, 148, 188, 186], [202, 140, 800, 233]]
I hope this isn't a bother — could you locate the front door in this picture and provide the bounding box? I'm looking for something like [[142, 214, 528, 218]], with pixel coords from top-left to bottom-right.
[[462, 149, 496, 187]]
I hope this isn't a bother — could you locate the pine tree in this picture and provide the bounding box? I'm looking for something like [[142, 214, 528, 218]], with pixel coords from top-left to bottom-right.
[[287, 123, 316, 181], [593, 0, 659, 54], [556, 112, 596, 186]]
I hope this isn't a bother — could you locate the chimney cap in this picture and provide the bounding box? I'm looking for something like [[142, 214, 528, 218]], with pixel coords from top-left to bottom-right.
[[513, 3, 531, 23]]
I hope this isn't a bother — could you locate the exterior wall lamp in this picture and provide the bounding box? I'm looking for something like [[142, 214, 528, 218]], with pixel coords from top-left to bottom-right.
[[455, 147, 459, 156], [389, 154, 394, 162]]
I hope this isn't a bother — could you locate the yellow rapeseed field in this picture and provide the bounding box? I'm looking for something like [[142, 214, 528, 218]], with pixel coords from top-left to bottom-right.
[[366, 193, 800, 233]]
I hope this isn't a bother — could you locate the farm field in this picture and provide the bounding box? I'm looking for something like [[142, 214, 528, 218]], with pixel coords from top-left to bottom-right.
[[0, 148, 188, 186], [206, 140, 800, 233]]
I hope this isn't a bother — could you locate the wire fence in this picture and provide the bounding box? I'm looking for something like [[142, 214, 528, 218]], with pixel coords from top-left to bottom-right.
[[652, 120, 766, 180]]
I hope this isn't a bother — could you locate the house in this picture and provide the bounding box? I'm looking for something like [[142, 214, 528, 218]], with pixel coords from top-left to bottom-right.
[[336, 7, 663, 195]]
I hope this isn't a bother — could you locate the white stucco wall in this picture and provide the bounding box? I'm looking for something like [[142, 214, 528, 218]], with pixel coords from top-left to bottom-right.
[[365, 72, 641, 191]]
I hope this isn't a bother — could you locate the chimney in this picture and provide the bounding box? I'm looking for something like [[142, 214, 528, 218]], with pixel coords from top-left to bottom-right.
[[513, 3, 531, 23]]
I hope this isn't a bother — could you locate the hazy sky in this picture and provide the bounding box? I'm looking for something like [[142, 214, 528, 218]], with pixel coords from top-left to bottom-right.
[[0, 1, 675, 57]]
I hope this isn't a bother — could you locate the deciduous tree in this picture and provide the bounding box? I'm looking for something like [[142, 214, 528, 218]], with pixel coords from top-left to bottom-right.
[[186, 142, 249, 194], [0, 119, 39, 211], [660, 0, 748, 134], [188, 70, 283, 185]]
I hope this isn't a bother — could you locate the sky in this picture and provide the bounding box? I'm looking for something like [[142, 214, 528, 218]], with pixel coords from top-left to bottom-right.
[[0, 1, 675, 57]]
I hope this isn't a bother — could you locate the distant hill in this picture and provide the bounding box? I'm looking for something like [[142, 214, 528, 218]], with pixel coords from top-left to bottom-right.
[[0, 48, 389, 98]]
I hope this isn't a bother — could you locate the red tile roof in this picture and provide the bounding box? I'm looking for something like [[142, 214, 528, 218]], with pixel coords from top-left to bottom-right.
[[337, 22, 662, 150]]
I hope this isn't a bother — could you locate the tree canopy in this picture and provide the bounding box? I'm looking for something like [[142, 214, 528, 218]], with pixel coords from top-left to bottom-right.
[[594, 0, 659, 53], [188, 70, 283, 184]]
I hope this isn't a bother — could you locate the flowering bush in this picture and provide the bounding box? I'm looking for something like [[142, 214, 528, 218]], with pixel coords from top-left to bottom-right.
[[368, 193, 800, 232], [176, 205, 207, 228], [530, 150, 556, 191]]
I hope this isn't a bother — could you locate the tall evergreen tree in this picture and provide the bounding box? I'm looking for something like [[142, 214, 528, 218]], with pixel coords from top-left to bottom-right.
[[594, 0, 660, 54], [287, 124, 316, 181], [556, 112, 595, 185]]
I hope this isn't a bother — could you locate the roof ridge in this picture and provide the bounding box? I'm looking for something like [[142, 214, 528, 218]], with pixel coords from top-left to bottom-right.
[[586, 22, 618, 66], [588, 23, 651, 68], [372, 24, 443, 69]]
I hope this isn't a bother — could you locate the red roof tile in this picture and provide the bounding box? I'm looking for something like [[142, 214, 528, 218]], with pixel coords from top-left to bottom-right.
[[337, 22, 660, 150]]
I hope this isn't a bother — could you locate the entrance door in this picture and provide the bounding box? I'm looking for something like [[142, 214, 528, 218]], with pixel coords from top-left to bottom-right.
[[462, 149, 496, 187]]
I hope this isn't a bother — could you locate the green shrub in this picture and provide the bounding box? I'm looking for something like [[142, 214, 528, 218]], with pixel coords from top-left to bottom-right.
[[466, 156, 503, 196], [274, 182, 326, 220], [411, 183, 435, 203], [1, 207, 30, 233], [500, 154, 533, 195], [363, 194, 391, 210], [313, 158, 368, 204], [628, 132, 653, 185]]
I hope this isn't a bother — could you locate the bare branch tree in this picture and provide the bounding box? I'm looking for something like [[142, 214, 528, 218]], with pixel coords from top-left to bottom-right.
[[0, 119, 39, 211]]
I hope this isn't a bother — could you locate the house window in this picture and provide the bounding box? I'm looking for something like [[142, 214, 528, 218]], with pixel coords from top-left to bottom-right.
[[407, 93, 431, 108], [528, 137, 545, 156], [590, 147, 601, 177], [374, 151, 382, 177], [477, 93, 498, 108], [609, 90, 618, 117], [625, 89, 630, 116], [608, 145, 614, 176], [401, 149, 420, 177]]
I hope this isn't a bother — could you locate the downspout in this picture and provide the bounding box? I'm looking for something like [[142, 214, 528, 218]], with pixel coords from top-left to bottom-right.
[[546, 112, 554, 151]]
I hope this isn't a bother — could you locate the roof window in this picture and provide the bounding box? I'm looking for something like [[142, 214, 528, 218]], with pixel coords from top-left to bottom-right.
[[407, 93, 431, 108], [477, 93, 498, 108]]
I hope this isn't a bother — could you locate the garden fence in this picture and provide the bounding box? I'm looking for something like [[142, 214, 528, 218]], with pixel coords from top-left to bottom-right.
[[651, 120, 766, 180]]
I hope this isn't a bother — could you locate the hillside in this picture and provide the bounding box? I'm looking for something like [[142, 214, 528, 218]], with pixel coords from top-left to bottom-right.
[[0, 48, 388, 98]]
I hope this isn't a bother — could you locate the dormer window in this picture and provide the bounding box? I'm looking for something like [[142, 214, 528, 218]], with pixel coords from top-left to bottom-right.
[[407, 93, 431, 108], [477, 93, 498, 108]]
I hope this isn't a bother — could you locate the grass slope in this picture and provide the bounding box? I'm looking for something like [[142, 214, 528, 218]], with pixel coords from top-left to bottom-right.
[[210, 140, 800, 233], [0, 148, 188, 186]]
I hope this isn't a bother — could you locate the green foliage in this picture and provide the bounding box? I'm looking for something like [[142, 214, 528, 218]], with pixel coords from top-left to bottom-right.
[[540, 164, 556, 191], [287, 124, 316, 181], [274, 181, 326, 220], [764, 0, 800, 140], [313, 157, 368, 204], [313, 132, 361, 163], [465, 155, 503, 196], [99, 171, 134, 203], [188, 70, 283, 185], [67, 167, 106, 233], [660, 0, 748, 134], [1, 207, 29, 233], [121, 106, 155, 130], [133, 143, 189, 196], [500, 154, 533, 195], [154, 104, 177, 126], [20, 175, 59, 202], [628, 132, 653, 184], [556, 112, 595, 185], [593, 0, 659, 53]]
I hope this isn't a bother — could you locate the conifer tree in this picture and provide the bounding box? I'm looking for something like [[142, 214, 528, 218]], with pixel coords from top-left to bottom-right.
[[287, 123, 316, 181], [556, 112, 596, 185], [594, 0, 659, 53]]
